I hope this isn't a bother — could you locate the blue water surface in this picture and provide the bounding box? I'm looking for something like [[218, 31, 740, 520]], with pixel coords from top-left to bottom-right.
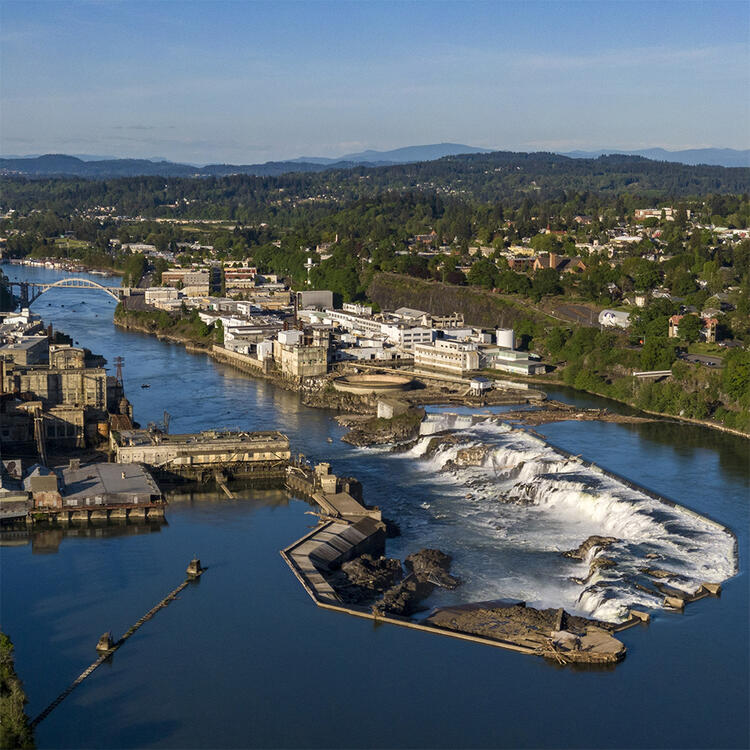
[[1, 265, 748, 749]]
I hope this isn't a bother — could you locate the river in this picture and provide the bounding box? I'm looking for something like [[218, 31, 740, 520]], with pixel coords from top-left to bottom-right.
[[2, 265, 748, 749]]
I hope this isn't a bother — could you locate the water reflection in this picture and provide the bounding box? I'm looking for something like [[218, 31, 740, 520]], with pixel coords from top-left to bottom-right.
[[546, 386, 750, 485], [0, 521, 166, 554], [2, 264, 748, 750]]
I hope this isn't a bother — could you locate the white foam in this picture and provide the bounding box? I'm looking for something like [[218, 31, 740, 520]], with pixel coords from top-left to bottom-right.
[[386, 413, 737, 622]]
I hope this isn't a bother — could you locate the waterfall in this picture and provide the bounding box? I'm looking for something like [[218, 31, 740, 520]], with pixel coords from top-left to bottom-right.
[[388, 413, 737, 622]]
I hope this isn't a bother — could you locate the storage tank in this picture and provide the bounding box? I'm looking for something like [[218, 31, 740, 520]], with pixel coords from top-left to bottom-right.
[[496, 328, 515, 349]]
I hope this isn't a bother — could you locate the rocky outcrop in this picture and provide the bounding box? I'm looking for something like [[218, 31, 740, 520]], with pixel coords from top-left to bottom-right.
[[404, 549, 460, 589], [371, 548, 460, 616], [341, 408, 425, 447], [423, 433, 466, 459], [442, 444, 492, 470], [341, 555, 403, 590], [501, 402, 657, 427], [426, 602, 625, 664], [564, 536, 620, 585], [640, 567, 687, 582], [563, 536, 618, 560], [302, 386, 376, 414], [453, 446, 490, 467], [570, 556, 617, 585], [373, 576, 436, 616], [428, 601, 613, 638], [328, 554, 403, 604], [367, 272, 550, 329]]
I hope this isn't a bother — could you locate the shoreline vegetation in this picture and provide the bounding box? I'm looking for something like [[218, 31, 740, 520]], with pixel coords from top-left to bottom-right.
[[0, 633, 35, 750], [369, 273, 750, 435], [113, 304, 748, 438]]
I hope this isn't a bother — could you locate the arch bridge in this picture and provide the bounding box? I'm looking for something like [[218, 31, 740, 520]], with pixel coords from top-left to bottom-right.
[[10, 278, 127, 307]]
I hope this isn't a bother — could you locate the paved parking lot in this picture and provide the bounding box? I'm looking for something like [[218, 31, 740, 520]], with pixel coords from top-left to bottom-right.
[[680, 353, 724, 368]]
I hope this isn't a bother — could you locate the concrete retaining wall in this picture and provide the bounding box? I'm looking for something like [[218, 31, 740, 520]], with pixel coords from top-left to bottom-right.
[[212, 345, 271, 375]]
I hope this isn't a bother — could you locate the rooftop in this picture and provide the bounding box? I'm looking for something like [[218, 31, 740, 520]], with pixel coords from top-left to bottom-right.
[[61, 462, 161, 503], [115, 429, 288, 448]]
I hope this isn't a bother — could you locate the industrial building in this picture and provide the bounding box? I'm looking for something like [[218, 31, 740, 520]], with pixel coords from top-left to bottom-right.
[[1, 341, 131, 452], [1, 459, 163, 523], [26, 460, 162, 511], [413, 339, 480, 375], [483, 348, 547, 375], [111, 429, 291, 480]]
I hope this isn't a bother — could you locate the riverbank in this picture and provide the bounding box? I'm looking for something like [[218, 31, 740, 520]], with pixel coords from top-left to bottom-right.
[[114, 309, 214, 354], [0, 632, 34, 749], [115, 308, 692, 436], [121, 299, 732, 438], [482, 370, 750, 438], [337, 400, 657, 447], [6, 258, 123, 278], [115, 311, 523, 415], [116, 314, 383, 415]]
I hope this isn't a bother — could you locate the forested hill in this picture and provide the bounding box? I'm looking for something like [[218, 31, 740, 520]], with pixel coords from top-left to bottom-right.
[[0, 153, 381, 178], [2, 151, 748, 218]]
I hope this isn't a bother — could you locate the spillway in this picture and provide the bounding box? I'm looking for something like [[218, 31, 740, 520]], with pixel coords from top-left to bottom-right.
[[384, 413, 737, 623]]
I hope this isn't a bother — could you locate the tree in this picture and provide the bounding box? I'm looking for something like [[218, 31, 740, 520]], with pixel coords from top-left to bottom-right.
[[670, 269, 697, 296], [497, 270, 531, 296], [530, 233, 561, 253], [722, 349, 750, 406], [641, 337, 678, 370], [545, 327, 570, 356], [531, 268, 562, 300], [445, 269, 467, 286], [621, 257, 660, 291], [466, 259, 497, 289], [677, 314, 702, 343]]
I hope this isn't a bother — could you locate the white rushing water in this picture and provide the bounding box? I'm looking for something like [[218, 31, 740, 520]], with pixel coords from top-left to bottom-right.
[[386, 413, 737, 623]]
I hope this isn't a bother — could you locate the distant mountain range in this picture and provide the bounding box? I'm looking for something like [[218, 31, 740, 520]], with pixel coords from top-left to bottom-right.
[[1, 143, 747, 178], [561, 147, 750, 168], [291, 143, 492, 165], [0, 153, 340, 178]]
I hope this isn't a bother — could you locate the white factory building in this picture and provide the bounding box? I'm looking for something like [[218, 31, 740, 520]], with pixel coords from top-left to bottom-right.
[[414, 339, 480, 375]]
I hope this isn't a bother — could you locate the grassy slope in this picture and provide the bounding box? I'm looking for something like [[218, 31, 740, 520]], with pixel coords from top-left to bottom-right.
[[367, 272, 554, 328]]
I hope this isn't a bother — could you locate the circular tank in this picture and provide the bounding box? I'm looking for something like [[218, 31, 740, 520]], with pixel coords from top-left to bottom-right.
[[332, 373, 414, 395], [496, 328, 515, 349]]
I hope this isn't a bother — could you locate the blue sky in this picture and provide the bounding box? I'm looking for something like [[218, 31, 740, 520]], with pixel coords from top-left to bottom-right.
[[1, 0, 748, 163]]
